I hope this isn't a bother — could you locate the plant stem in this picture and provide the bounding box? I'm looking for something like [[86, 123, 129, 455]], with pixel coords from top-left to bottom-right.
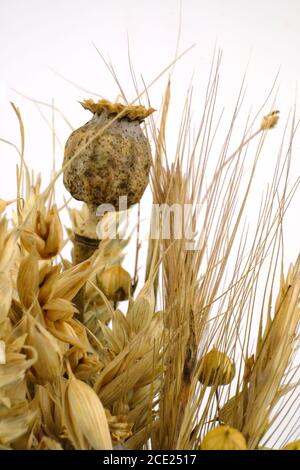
[[73, 232, 100, 322]]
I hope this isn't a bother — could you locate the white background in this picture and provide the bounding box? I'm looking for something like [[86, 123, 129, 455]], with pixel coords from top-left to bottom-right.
[[1, 0, 300, 447], [0, 0, 300, 267]]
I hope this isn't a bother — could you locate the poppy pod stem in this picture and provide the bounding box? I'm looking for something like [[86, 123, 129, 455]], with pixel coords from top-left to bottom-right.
[[72, 224, 100, 322], [73, 233, 100, 265]]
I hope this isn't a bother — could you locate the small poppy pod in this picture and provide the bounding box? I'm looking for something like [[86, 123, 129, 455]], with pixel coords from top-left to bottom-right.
[[200, 426, 247, 450], [63, 99, 155, 211], [98, 264, 132, 302], [198, 348, 235, 386]]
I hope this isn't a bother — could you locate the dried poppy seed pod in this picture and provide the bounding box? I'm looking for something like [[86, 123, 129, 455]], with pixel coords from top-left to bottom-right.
[[198, 348, 235, 386], [200, 426, 247, 450], [63, 99, 154, 320], [63, 99, 155, 213]]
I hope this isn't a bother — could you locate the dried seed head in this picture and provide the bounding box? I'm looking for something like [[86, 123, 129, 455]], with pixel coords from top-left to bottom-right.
[[282, 440, 300, 450], [219, 393, 243, 427], [47, 318, 92, 350], [63, 377, 112, 450], [38, 265, 61, 306], [0, 330, 37, 390], [26, 316, 63, 383], [201, 426, 247, 450], [0, 272, 13, 322], [0, 222, 18, 321], [36, 436, 63, 450], [105, 409, 133, 443], [0, 199, 8, 214], [41, 207, 63, 258], [43, 298, 78, 322], [243, 354, 255, 383], [21, 206, 63, 259], [0, 220, 18, 273], [0, 404, 37, 446], [17, 250, 39, 309], [37, 385, 62, 437], [69, 352, 103, 380], [63, 99, 154, 210], [0, 199, 18, 214], [0, 339, 6, 364], [261, 110, 280, 130], [126, 281, 155, 334], [52, 258, 93, 301], [98, 264, 132, 302], [198, 348, 235, 386], [21, 229, 45, 256]]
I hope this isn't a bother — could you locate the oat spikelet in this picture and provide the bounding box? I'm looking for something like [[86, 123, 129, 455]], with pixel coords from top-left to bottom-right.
[[51, 258, 93, 301], [36, 384, 63, 438], [0, 273, 14, 323], [126, 280, 155, 334], [17, 250, 39, 309], [63, 377, 112, 450], [0, 220, 18, 321], [98, 264, 132, 302], [36, 436, 63, 450], [43, 298, 78, 322], [25, 315, 63, 383], [0, 406, 37, 446], [0, 340, 5, 364], [21, 206, 63, 259]]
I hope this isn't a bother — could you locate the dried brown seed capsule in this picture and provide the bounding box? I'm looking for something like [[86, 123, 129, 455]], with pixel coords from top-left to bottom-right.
[[198, 348, 235, 386], [63, 99, 155, 210], [98, 264, 132, 302]]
